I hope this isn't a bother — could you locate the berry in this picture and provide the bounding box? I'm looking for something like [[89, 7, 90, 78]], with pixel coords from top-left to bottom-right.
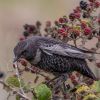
[[69, 13, 76, 21], [0, 72, 4, 78], [76, 6, 81, 13], [62, 32, 68, 37], [75, 13, 81, 19], [81, 22, 87, 28], [92, 30, 97, 35], [23, 31, 29, 37], [62, 24, 67, 29], [70, 33, 78, 39], [94, 1, 100, 8], [66, 84, 71, 90], [83, 12, 90, 18], [83, 27, 92, 35], [23, 24, 29, 30], [59, 18, 65, 23], [36, 21, 41, 27], [19, 36, 25, 41], [58, 28, 65, 33], [28, 25, 36, 33], [20, 59, 27, 66], [54, 20, 59, 26], [73, 9, 79, 13], [80, 1, 88, 10], [73, 30, 80, 36], [63, 16, 68, 23]]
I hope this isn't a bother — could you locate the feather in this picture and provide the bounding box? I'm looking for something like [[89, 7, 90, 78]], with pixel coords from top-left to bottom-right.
[[40, 44, 91, 59]]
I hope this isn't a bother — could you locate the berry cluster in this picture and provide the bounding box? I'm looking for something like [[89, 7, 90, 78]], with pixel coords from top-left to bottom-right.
[[54, 0, 100, 41], [19, 21, 42, 41]]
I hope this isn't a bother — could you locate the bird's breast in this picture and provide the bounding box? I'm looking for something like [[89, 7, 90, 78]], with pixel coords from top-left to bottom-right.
[[30, 49, 41, 65]]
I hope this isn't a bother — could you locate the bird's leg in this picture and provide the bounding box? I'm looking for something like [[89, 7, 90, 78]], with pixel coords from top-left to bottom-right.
[[52, 74, 68, 92], [45, 75, 61, 85], [51, 74, 69, 100]]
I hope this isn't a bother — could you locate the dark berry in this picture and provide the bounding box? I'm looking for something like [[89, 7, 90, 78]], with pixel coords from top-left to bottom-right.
[[23, 24, 29, 30], [28, 25, 36, 33], [70, 33, 77, 39], [69, 13, 75, 21], [36, 21, 41, 27], [54, 20, 59, 26], [83, 12, 90, 18], [59, 18, 65, 23], [23, 31, 29, 37], [66, 84, 71, 90], [80, 1, 88, 10], [0, 72, 4, 78]]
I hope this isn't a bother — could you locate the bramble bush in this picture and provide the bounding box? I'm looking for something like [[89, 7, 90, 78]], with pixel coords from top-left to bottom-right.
[[0, 0, 100, 100]]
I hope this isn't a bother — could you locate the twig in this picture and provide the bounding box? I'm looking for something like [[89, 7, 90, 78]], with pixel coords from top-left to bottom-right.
[[14, 62, 26, 95], [27, 66, 48, 78]]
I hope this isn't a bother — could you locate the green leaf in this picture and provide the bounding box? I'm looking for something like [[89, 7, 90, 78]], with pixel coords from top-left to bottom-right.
[[6, 76, 24, 88], [91, 80, 100, 93], [16, 95, 20, 100], [34, 84, 52, 100], [6, 76, 20, 87]]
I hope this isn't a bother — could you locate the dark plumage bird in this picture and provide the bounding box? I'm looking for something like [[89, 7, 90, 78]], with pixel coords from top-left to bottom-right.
[[14, 36, 97, 80]]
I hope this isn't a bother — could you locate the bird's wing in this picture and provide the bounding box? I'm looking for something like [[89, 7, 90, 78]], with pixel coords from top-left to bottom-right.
[[40, 43, 91, 59]]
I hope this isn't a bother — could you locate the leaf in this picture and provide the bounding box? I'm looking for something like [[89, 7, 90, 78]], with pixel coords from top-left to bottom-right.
[[34, 84, 52, 100], [91, 80, 100, 93], [6, 76, 20, 87], [6, 76, 24, 88], [16, 95, 20, 100]]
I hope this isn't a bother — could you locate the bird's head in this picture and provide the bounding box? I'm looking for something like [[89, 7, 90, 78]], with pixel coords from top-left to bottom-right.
[[13, 40, 37, 63]]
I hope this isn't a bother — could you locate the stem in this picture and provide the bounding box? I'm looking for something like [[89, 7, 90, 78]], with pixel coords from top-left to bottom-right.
[[14, 62, 25, 95], [74, 39, 77, 47]]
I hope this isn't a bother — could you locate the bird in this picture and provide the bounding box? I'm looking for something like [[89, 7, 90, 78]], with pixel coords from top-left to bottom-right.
[[13, 36, 97, 80]]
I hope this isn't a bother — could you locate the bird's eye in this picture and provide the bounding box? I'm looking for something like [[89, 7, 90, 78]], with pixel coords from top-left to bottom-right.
[[21, 50, 27, 57]]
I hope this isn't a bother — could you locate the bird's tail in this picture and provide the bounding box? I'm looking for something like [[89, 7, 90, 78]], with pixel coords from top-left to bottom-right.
[[75, 60, 97, 81]]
